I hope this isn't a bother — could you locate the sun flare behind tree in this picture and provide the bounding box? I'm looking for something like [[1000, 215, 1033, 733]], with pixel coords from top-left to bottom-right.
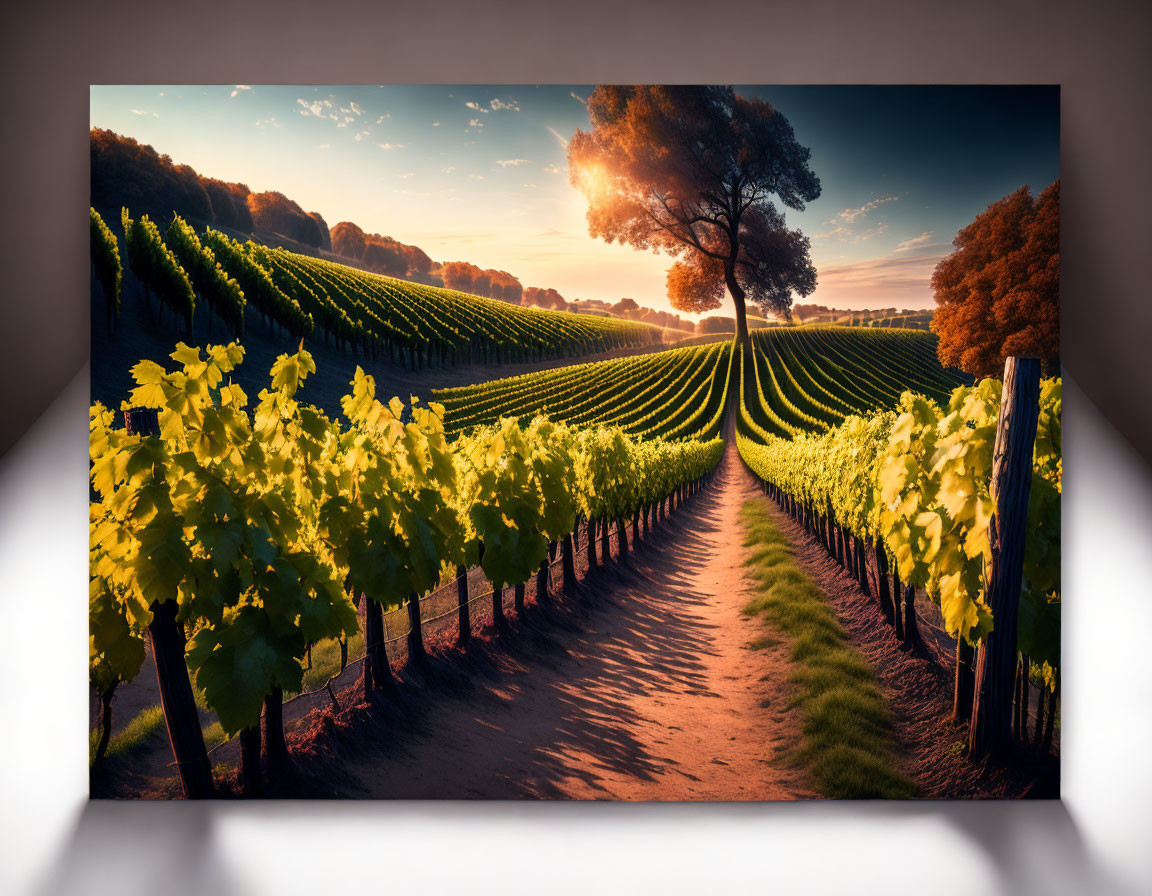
[[568, 85, 822, 342]]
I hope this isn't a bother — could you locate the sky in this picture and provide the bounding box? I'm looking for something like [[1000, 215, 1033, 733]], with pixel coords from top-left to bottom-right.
[[90, 84, 1059, 317]]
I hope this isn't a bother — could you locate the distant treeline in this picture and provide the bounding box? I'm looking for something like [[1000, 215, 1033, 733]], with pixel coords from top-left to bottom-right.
[[91, 128, 332, 250], [92, 128, 889, 338]]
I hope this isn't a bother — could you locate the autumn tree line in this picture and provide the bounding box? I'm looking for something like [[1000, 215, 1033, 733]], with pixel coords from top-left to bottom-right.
[[91, 128, 693, 331], [91, 129, 332, 252], [93, 119, 1059, 372]]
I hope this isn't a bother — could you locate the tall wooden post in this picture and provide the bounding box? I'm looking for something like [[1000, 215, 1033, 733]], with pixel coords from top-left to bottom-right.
[[456, 564, 471, 646], [406, 591, 427, 665], [561, 532, 576, 589], [969, 357, 1041, 759], [148, 598, 215, 798], [124, 408, 215, 799]]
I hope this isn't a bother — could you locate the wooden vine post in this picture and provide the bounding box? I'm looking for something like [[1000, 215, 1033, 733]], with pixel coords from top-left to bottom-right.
[[124, 407, 215, 800], [456, 564, 471, 646], [968, 357, 1041, 759]]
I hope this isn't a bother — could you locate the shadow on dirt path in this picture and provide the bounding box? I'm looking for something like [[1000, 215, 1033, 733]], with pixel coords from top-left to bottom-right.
[[341, 439, 812, 800]]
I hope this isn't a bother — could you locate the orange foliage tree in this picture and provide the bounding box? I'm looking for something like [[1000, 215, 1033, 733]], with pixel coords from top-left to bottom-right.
[[246, 191, 326, 248], [522, 286, 567, 310], [331, 221, 368, 258], [931, 181, 1059, 377], [568, 86, 820, 343]]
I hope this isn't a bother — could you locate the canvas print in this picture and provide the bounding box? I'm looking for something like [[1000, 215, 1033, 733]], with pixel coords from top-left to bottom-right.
[[88, 85, 1060, 799]]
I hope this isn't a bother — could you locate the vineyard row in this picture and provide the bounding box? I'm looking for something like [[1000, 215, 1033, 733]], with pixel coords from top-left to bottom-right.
[[89, 341, 723, 797]]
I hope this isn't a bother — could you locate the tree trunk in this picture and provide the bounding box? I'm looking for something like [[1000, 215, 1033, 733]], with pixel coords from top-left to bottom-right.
[[600, 515, 611, 564], [953, 637, 975, 722], [902, 584, 919, 651], [724, 260, 751, 347], [456, 564, 470, 646], [1018, 655, 1031, 740], [406, 592, 426, 665], [970, 357, 1042, 759], [263, 686, 291, 782], [1033, 671, 1046, 746], [892, 568, 905, 640], [562, 532, 576, 589], [148, 598, 214, 799], [855, 537, 871, 597], [587, 517, 598, 568], [536, 554, 550, 604], [94, 684, 116, 768], [632, 511, 640, 545], [514, 582, 526, 613], [492, 583, 507, 632], [363, 599, 393, 699], [874, 539, 894, 624], [240, 725, 263, 797], [617, 519, 628, 561], [1041, 676, 1059, 753]]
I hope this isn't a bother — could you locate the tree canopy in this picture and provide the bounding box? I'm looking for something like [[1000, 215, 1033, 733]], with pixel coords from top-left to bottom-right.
[[568, 86, 821, 341], [931, 180, 1059, 377]]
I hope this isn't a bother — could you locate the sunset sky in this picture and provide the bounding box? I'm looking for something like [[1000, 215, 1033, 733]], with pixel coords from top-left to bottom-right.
[[90, 85, 1059, 318]]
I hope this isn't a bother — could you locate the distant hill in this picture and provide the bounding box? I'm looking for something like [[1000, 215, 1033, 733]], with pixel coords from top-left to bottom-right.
[[792, 304, 934, 330], [91, 128, 687, 329]]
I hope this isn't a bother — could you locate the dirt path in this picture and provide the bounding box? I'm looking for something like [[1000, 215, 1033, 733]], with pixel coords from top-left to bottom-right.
[[341, 440, 813, 800]]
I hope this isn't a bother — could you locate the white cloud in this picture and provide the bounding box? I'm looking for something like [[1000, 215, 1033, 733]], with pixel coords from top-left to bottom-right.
[[469, 118, 485, 128], [129, 109, 159, 117], [378, 142, 405, 150], [442, 166, 456, 173], [496, 159, 531, 167], [255, 117, 282, 130], [894, 230, 936, 252], [298, 98, 329, 117], [490, 98, 520, 111], [570, 91, 588, 106], [469, 174, 485, 180], [542, 163, 563, 174], [395, 172, 415, 179], [376, 114, 389, 124], [465, 101, 488, 113], [318, 144, 331, 150], [230, 85, 252, 98], [836, 194, 898, 223], [546, 126, 569, 149], [432, 121, 440, 127], [814, 222, 888, 243], [814, 195, 900, 243], [349, 101, 363, 116], [523, 183, 538, 188], [297, 97, 363, 128]]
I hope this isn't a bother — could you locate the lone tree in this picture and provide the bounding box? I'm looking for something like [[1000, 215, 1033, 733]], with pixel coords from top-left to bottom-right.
[[568, 86, 821, 343], [931, 180, 1059, 377]]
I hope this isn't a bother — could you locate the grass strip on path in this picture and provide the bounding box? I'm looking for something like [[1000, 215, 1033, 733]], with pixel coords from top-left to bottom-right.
[[740, 499, 917, 799], [89, 704, 165, 766]]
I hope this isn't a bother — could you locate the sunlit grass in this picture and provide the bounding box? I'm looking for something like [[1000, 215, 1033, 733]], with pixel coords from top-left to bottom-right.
[[89, 703, 165, 766], [201, 720, 228, 751], [294, 631, 365, 696], [741, 500, 917, 799], [92, 634, 366, 771]]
